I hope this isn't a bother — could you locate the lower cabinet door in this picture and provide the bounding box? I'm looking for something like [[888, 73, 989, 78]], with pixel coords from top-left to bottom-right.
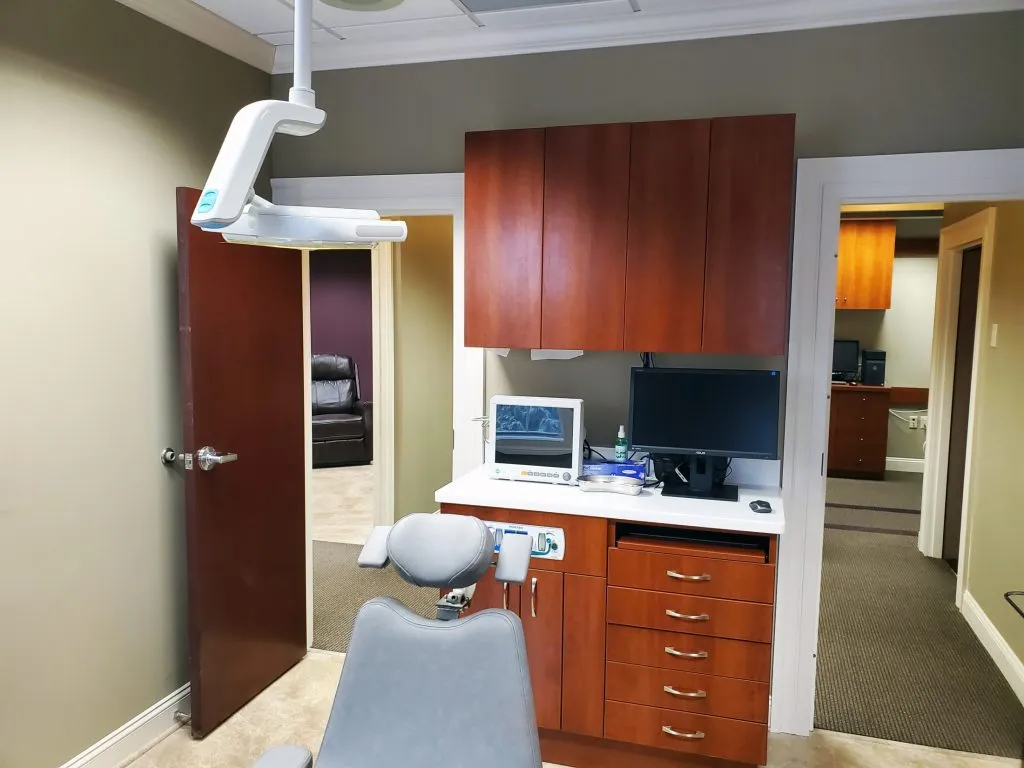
[[447, 569, 519, 617], [521, 569, 564, 730]]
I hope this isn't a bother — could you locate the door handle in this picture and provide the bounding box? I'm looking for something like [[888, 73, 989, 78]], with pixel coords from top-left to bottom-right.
[[664, 685, 707, 699], [666, 570, 711, 582], [503, 582, 509, 611], [666, 609, 710, 622], [530, 577, 537, 618], [662, 725, 705, 740], [196, 446, 238, 472], [665, 646, 708, 659]]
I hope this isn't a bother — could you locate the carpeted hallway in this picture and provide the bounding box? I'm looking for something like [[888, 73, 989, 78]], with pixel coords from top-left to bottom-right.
[[815, 527, 1024, 758], [825, 471, 922, 536]]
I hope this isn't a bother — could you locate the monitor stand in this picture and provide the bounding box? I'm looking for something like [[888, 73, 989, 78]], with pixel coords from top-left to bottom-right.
[[661, 455, 739, 503]]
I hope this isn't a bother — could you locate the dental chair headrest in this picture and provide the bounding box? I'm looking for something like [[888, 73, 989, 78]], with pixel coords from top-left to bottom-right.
[[387, 513, 494, 589]]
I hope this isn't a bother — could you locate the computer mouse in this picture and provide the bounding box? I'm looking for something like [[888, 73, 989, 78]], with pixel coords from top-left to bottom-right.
[[749, 500, 773, 513]]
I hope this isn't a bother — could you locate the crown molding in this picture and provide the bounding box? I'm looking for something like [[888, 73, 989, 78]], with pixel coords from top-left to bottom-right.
[[271, 0, 1023, 73], [114, 0, 275, 73]]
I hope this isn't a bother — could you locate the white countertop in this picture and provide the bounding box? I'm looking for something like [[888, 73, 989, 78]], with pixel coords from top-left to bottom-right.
[[435, 465, 785, 535]]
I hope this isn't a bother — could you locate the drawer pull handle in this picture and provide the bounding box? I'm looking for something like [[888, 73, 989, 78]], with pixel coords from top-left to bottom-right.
[[662, 725, 706, 740], [664, 685, 707, 699], [666, 609, 710, 622], [665, 646, 708, 659], [667, 570, 711, 582]]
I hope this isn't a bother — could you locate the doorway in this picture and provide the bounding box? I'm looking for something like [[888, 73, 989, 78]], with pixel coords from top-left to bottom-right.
[[308, 216, 455, 656]]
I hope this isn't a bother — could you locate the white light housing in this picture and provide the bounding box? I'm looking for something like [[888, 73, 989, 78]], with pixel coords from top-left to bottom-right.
[[215, 200, 408, 249]]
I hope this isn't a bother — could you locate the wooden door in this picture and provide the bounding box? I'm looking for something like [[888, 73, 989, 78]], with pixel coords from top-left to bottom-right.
[[943, 245, 982, 570], [836, 220, 896, 309], [703, 115, 795, 355], [464, 129, 545, 348], [623, 120, 711, 353], [461, 568, 520, 616], [521, 568, 564, 730], [541, 123, 631, 350], [176, 188, 306, 737], [561, 574, 606, 738]]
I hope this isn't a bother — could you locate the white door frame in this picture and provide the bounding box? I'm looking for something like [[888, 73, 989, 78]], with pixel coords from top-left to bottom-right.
[[780, 149, 1024, 735], [919, 209, 997, 603], [273, 174, 485, 647]]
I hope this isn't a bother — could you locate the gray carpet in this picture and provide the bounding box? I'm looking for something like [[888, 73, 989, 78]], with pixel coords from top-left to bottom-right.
[[826, 472, 923, 512], [825, 505, 919, 536], [815, 527, 1024, 758], [313, 541, 438, 654]]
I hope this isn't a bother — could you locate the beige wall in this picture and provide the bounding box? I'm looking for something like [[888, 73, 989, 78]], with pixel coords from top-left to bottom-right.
[[0, 2, 270, 766], [394, 217, 454, 518], [834, 254, 938, 460], [943, 202, 1024, 667]]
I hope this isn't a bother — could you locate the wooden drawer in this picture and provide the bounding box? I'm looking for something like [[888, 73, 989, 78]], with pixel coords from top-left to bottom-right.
[[440, 504, 607, 576], [604, 700, 768, 765], [608, 547, 775, 604], [606, 662, 768, 723], [607, 625, 772, 682], [607, 587, 773, 643]]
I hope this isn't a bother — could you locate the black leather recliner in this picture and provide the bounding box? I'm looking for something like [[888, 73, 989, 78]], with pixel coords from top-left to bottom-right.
[[312, 354, 372, 467]]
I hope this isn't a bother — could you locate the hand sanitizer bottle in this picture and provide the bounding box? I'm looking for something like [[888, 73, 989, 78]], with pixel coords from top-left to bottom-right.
[[615, 425, 628, 463]]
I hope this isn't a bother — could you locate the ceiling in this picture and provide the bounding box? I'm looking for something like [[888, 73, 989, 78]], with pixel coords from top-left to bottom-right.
[[120, 0, 1024, 73]]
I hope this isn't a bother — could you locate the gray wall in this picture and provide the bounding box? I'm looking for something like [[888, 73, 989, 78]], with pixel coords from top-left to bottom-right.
[[0, 2, 270, 766], [271, 12, 1024, 177]]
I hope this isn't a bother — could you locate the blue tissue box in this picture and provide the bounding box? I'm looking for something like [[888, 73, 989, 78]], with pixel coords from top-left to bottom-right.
[[583, 461, 646, 482]]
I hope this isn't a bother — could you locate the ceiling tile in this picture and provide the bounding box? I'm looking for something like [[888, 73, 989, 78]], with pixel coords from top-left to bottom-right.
[[464, 0, 610, 10], [477, 0, 633, 28], [259, 27, 339, 44], [330, 13, 478, 39], [312, 0, 461, 28], [193, 0, 297, 35]]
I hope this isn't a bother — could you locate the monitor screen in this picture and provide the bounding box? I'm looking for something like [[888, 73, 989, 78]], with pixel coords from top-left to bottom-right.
[[833, 339, 860, 375], [628, 368, 780, 459], [493, 403, 575, 468]]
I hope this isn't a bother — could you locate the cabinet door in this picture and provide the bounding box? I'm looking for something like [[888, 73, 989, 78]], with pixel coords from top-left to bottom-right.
[[541, 124, 631, 351], [561, 574, 606, 737], [703, 115, 795, 355], [624, 120, 711, 353], [464, 129, 545, 348], [521, 569, 564, 730], [836, 220, 896, 309], [459, 568, 520, 617]]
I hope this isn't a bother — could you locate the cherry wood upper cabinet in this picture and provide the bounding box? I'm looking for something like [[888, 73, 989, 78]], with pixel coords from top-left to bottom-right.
[[836, 220, 896, 309], [702, 115, 795, 355], [464, 129, 545, 348], [541, 124, 631, 351], [624, 120, 711, 353]]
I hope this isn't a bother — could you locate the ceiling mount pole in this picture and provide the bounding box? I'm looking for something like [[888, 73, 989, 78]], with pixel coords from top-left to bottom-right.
[[290, 0, 315, 107]]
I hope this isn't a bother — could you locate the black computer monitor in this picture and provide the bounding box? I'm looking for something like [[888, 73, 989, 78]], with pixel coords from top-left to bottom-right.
[[833, 339, 860, 381], [628, 367, 781, 502]]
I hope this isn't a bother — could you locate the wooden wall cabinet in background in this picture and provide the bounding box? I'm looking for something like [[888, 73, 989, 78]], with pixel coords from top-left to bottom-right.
[[828, 384, 890, 478], [835, 220, 897, 310]]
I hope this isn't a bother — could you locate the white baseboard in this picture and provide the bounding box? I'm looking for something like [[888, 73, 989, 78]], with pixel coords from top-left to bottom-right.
[[962, 592, 1024, 707], [885, 457, 925, 473], [58, 685, 190, 768]]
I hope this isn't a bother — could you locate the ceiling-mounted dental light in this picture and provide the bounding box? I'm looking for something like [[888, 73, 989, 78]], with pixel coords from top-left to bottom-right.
[[192, 0, 407, 248]]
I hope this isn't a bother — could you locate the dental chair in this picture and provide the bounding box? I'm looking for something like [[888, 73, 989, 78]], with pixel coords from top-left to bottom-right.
[[254, 513, 542, 768]]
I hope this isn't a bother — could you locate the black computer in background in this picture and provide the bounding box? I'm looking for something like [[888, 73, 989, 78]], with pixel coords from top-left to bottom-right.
[[627, 367, 781, 502], [832, 339, 860, 382]]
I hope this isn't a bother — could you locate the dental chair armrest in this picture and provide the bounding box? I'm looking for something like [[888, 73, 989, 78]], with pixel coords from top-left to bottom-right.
[[494, 531, 532, 585], [357, 525, 392, 568], [251, 745, 312, 768]]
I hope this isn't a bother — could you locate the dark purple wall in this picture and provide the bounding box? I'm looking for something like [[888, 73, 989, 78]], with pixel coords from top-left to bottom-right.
[[309, 250, 373, 398]]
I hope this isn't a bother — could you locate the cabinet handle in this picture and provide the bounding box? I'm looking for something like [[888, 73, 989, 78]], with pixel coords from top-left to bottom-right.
[[667, 570, 711, 582], [664, 685, 707, 699], [665, 646, 709, 659], [662, 726, 705, 740], [666, 609, 710, 622], [503, 582, 509, 611], [530, 576, 537, 618]]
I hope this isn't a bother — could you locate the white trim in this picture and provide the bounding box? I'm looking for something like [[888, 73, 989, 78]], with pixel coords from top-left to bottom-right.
[[372, 241, 397, 526], [302, 251, 314, 647], [268, 0, 1022, 72], [781, 148, 1024, 737], [962, 592, 1024, 707], [885, 457, 925, 473], [58, 685, 189, 768], [113, 0, 274, 72]]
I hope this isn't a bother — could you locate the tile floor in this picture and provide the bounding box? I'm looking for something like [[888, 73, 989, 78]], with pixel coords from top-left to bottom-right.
[[128, 653, 1020, 768], [311, 464, 375, 545]]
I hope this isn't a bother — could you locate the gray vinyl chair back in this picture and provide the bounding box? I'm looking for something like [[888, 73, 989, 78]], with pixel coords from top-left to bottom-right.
[[315, 596, 542, 768]]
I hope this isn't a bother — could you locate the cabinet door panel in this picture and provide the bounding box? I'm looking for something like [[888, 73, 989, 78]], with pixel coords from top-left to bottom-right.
[[522, 569, 564, 730], [561, 574, 606, 737], [836, 220, 896, 309], [451, 568, 518, 617], [624, 120, 710, 353], [703, 115, 795, 355], [541, 124, 631, 351], [464, 129, 545, 348]]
